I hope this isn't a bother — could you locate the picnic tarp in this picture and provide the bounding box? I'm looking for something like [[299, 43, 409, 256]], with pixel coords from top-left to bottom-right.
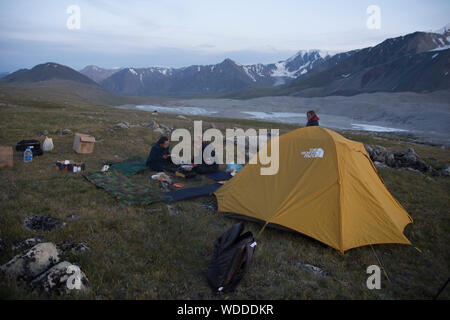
[[83, 171, 168, 206], [109, 157, 149, 177]]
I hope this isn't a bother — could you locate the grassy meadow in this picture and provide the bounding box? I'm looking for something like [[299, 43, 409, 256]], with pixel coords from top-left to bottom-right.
[[0, 93, 449, 300]]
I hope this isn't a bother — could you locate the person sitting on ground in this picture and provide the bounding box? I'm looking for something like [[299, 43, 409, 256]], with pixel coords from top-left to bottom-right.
[[306, 110, 320, 127], [193, 141, 219, 174], [146, 136, 171, 172]]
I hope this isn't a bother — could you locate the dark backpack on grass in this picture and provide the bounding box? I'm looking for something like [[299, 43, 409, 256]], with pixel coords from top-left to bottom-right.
[[15, 140, 43, 156], [207, 222, 257, 293]]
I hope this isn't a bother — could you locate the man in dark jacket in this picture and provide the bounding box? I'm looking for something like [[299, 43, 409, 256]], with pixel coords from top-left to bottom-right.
[[306, 110, 320, 127], [146, 136, 170, 171]]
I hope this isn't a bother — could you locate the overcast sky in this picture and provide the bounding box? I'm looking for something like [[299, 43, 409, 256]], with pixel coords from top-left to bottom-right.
[[0, 0, 449, 72]]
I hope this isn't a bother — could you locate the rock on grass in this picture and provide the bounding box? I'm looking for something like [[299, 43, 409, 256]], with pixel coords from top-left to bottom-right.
[[0, 242, 59, 281], [24, 215, 66, 231], [297, 262, 330, 278], [30, 261, 89, 295], [11, 238, 43, 251], [57, 241, 90, 254]]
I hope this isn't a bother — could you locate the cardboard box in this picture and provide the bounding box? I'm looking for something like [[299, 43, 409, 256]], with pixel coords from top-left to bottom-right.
[[0, 146, 13, 168], [73, 133, 95, 154]]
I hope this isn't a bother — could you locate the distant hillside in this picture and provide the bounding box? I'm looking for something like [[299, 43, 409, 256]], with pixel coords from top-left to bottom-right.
[[0, 79, 169, 108], [3, 62, 98, 86]]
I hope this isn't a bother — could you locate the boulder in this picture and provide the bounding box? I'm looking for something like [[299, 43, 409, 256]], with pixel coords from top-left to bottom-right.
[[24, 215, 66, 231], [365, 145, 435, 174], [385, 153, 396, 167], [297, 262, 330, 278], [55, 129, 72, 135], [30, 261, 89, 295], [57, 241, 90, 254], [159, 123, 171, 132], [374, 161, 387, 168], [37, 130, 49, 137], [153, 128, 165, 135], [151, 120, 160, 129], [0, 242, 59, 281], [116, 122, 130, 129], [12, 238, 43, 251]]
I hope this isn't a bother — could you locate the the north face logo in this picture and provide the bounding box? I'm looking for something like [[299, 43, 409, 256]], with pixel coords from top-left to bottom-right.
[[301, 148, 324, 159]]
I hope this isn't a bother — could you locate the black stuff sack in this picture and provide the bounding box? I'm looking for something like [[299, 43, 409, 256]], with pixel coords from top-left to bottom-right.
[[15, 140, 43, 156], [207, 222, 257, 293]]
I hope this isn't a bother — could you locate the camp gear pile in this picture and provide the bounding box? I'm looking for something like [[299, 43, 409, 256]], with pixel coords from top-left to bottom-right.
[[56, 160, 85, 173]]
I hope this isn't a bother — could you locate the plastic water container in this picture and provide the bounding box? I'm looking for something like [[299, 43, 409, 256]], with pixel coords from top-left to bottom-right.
[[24, 146, 33, 163]]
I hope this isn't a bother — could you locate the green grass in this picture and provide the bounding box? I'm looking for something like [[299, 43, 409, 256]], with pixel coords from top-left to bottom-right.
[[0, 92, 449, 300]]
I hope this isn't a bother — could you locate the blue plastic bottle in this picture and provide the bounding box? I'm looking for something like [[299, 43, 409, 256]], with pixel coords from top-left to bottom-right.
[[24, 146, 33, 163]]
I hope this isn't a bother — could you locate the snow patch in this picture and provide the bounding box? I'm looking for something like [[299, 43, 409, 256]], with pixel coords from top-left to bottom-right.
[[351, 124, 408, 132], [243, 66, 257, 82], [430, 45, 450, 52]]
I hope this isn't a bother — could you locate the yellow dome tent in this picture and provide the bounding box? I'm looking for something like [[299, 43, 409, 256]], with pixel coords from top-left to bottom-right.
[[215, 126, 413, 253]]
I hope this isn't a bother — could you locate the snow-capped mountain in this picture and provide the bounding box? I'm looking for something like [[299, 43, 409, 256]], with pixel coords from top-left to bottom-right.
[[285, 26, 450, 97], [269, 50, 334, 78], [70, 23, 450, 97], [94, 49, 345, 96], [433, 23, 450, 35]]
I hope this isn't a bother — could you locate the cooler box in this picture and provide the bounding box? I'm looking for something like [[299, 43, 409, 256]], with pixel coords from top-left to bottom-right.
[[0, 146, 13, 168], [73, 133, 95, 154]]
